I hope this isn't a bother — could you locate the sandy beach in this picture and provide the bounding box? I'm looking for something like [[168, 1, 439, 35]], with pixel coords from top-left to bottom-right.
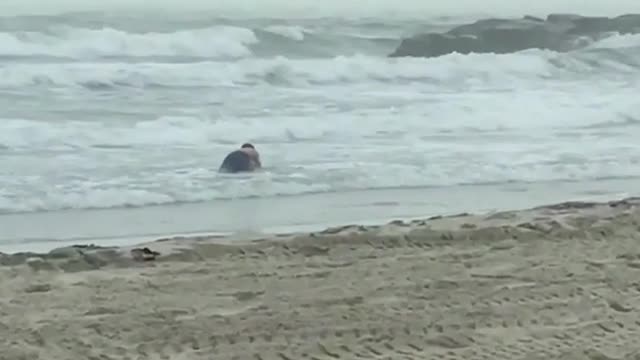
[[2, 197, 640, 359]]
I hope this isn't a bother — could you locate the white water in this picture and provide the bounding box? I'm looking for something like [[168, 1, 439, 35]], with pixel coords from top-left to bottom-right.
[[1, 3, 640, 251]]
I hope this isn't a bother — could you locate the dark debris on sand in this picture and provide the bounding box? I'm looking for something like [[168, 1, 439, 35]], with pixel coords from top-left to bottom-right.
[[0, 243, 161, 273]]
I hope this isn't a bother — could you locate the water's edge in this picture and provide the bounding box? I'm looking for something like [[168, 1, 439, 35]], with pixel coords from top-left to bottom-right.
[[1, 178, 637, 253]]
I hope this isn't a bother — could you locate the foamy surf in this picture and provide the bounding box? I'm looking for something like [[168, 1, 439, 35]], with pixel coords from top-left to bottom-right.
[[0, 8, 639, 216]]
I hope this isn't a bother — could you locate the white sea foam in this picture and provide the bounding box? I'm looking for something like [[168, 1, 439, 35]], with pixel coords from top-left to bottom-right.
[[0, 25, 258, 59], [586, 33, 640, 50], [1, 49, 638, 90], [0, 9, 639, 215], [264, 25, 307, 41], [1, 74, 639, 214]]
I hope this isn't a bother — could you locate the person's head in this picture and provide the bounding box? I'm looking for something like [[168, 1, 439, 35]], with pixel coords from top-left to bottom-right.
[[239, 142, 260, 165]]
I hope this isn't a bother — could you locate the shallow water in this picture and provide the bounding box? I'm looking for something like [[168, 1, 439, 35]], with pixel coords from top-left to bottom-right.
[[1, 178, 637, 253]]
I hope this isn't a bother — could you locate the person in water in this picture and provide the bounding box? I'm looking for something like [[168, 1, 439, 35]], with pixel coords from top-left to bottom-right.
[[218, 143, 262, 173]]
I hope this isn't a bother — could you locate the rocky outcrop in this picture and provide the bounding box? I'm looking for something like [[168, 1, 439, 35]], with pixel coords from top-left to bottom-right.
[[389, 13, 640, 58]]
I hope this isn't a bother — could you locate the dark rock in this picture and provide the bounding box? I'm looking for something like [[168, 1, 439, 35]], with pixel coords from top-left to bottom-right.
[[0, 252, 37, 266], [48, 246, 83, 259], [389, 13, 640, 58], [130, 247, 160, 261]]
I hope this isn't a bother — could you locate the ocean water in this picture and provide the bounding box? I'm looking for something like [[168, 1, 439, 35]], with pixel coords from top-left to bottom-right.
[[1, 2, 640, 252]]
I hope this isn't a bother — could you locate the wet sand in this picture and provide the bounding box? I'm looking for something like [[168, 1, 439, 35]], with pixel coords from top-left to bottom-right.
[[2, 177, 635, 253], [2, 197, 640, 359]]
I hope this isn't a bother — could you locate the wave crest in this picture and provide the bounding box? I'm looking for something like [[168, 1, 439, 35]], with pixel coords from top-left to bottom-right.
[[1, 47, 638, 90], [0, 25, 260, 59]]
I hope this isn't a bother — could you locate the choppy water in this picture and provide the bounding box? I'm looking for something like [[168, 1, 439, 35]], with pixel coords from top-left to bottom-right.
[[1, 11, 640, 216]]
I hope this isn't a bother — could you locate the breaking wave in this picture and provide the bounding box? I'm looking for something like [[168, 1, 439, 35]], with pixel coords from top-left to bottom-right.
[[1, 12, 639, 214]]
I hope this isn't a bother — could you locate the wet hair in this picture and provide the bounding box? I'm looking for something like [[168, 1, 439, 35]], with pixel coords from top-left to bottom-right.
[[241, 143, 255, 149]]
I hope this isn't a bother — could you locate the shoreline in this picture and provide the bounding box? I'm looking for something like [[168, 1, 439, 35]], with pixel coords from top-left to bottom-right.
[[2, 177, 636, 254], [2, 195, 639, 272], [3, 195, 640, 359]]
